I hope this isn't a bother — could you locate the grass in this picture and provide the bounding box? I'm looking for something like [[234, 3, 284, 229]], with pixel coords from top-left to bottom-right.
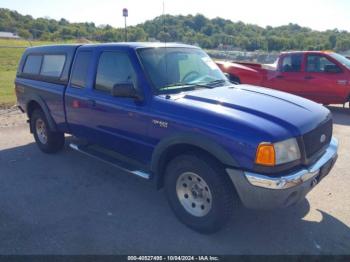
[[0, 39, 81, 107]]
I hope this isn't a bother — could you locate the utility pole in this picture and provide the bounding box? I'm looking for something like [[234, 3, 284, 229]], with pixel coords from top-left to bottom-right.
[[123, 8, 128, 42]]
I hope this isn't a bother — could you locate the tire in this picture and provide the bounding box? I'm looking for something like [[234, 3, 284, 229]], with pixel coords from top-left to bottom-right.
[[164, 153, 235, 234], [30, 109, 65, 154]]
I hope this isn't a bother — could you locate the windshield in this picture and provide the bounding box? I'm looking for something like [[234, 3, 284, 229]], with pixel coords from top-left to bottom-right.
[[138, 47, 228, 94], [330, 53, 350, 69]]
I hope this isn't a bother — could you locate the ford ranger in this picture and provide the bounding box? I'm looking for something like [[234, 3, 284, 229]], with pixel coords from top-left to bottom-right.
[[15, 43, 338, 233], [217, 51, 350, 106]]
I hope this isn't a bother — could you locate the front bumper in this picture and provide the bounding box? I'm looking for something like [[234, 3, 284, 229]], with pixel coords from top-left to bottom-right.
[[226, 137, 338, 209]]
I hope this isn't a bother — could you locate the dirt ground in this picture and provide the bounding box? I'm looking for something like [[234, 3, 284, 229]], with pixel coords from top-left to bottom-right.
[[0, 106, 349, 255], [0, 106, 27, 128]]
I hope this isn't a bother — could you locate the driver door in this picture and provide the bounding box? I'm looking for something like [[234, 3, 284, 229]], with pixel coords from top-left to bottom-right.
[[299, 54, 348, 104], [86, 50, 153, 164]]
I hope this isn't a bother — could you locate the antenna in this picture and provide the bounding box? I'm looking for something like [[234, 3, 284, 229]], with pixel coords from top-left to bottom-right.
[[163, 0, 169, 86], [162, 0, 166, 40]]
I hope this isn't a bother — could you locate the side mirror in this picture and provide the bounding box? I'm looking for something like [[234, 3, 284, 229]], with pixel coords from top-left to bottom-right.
[[324, 65, 341, 73], [223, 73, 230, 80], [224, 73, 239, 84], [111, 83, 143, 101]]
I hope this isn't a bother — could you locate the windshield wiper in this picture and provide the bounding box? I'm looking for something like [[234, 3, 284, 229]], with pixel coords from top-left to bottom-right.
[[189, 79, 228, 89], [158, 83, 194, 93], [159, 82, 209, 92], [160, 83, 193, 89], [159, 79, 227, 93], [202, 79, 228, 86]]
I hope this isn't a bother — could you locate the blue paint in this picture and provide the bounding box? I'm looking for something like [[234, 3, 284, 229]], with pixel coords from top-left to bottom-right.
[[15, 43, 331, 173]]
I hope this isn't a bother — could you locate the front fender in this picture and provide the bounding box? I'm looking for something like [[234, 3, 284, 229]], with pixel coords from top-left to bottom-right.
[[151, 132, 240, 188]]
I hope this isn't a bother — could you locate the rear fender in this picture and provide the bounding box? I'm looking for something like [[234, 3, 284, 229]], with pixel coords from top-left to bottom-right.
[[26, 93, 58, 132]]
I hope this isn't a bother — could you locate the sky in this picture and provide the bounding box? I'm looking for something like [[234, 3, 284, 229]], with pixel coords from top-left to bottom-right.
[[1, 0, 350, 31]]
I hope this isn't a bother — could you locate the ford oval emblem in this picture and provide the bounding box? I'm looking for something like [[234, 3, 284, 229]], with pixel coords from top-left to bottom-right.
[[320, 134, 327, 143]]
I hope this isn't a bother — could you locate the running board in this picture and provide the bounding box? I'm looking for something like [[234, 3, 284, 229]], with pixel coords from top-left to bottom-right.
[[69, 143, 151, 180]]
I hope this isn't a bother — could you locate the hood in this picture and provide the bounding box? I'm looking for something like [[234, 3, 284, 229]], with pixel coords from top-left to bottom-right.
[[216, 60, 259, 73], [170, 85, 330, 141]]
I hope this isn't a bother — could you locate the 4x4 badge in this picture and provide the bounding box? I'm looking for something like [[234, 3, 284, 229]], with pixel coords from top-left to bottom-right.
[[152, 119, 168, 128]]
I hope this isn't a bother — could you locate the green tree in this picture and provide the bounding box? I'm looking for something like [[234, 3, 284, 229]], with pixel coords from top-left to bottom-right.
[[17, 28, 31, 39], [336, 38, 350, 51], [193, 14, 207, 31], [2, 7, 350, 52], [329, 34, 337, 49]]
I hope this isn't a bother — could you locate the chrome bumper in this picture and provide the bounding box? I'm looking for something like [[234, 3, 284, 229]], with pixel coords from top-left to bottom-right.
[[243, 137, 338, 190]]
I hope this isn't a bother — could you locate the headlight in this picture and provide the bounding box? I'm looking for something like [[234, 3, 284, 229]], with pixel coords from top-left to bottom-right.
[[274, 138, 301, 165], [256, 138, 301, 166]]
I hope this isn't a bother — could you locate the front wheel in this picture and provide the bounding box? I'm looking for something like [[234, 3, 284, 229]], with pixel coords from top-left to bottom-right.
[[30, 109, 65, 154], [164, 153, 236, 234]]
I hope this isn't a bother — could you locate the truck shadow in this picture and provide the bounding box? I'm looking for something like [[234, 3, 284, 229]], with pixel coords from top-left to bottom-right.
[[0, 140, 349, 254], [219, 200, 350, 254], [327, 106, 350, 126]]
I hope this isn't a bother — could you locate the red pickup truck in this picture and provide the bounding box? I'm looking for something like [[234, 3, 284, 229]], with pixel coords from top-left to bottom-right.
[[217, 51, 350, 105]]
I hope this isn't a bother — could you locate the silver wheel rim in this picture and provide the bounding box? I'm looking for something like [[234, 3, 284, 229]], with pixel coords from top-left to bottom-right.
[[176, 172, 213, 217], [35, 118, 48, 144]]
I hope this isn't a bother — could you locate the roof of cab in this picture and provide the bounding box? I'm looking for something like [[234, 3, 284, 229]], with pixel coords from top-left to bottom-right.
[[280, 50, 334, 55], [24, 44, 81, 54], [83, 42, 198, 49], [25, 42, 198, 53]]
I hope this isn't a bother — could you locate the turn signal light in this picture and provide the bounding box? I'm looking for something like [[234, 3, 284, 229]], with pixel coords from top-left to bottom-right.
[[255, 143, 276, 166]]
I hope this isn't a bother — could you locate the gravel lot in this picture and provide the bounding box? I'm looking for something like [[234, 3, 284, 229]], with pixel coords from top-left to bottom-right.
[[0, 106, 349, 255]]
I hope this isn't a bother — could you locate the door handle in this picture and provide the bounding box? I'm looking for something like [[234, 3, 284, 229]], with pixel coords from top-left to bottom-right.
[[304, 76, 314, 80], [337, 80, 348, 85], [87, 99, 96, 107], [276, 75, 284, 79]]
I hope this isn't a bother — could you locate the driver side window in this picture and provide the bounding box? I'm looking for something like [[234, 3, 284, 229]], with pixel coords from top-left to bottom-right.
[[306, 55, 341, 73], [95, 52, 136, 93]]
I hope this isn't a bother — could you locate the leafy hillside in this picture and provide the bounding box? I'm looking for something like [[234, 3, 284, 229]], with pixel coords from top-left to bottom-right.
[[1, 8, 350, 51]]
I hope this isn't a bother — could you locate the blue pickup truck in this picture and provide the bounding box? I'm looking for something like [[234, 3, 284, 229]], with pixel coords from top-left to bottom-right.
[[15, 43, 338, 233]]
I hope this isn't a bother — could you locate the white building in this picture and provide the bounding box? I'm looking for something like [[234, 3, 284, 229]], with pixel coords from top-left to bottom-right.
[[0, 32, 21, 39]]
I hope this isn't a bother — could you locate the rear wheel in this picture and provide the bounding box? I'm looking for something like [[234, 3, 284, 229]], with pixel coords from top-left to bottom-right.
[[164, 153, 235, 234], [30, 109, 65, 154]]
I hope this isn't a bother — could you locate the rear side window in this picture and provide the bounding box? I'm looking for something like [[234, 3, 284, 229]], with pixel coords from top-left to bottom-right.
[[23, 55, 42, 75], [95, 52, 136, 92], [40, 55, 66, 77], [71, 52, 92, 88], [281, 54, 302, 72]]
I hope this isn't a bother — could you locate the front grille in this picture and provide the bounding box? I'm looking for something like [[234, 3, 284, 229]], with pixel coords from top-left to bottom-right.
[[303, 118, 333, 159]]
